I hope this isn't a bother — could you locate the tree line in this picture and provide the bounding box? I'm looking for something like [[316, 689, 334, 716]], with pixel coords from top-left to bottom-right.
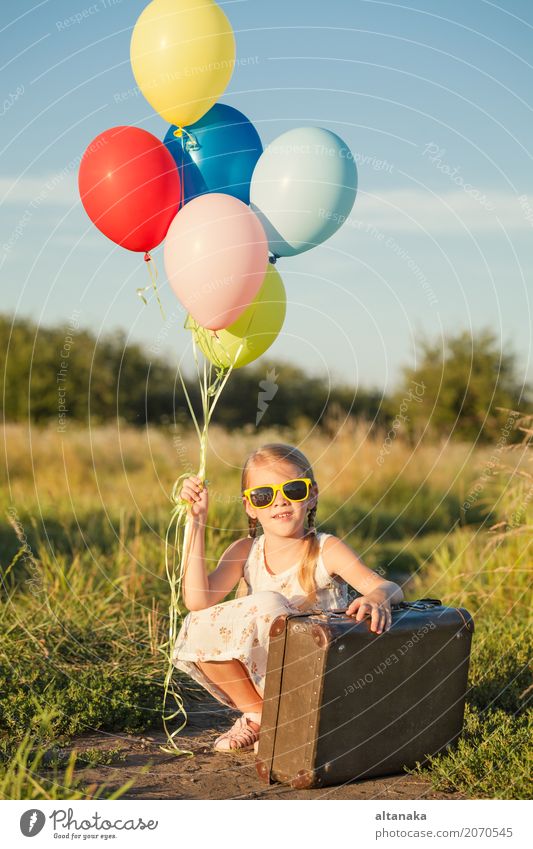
[[0, 314, 529, 442]]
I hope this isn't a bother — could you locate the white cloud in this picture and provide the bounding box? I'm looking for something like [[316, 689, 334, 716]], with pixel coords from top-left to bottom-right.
[[0, 172, 78, 207], [352, 189, 533, 235], [1, 173, 533, 239]]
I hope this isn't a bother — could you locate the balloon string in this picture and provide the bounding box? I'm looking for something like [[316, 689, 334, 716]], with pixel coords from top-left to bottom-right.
[[161, 335, 244, 758], [185, 300, 257, 370], [179, 132, 185, 211], [136, 252, 165, 320]]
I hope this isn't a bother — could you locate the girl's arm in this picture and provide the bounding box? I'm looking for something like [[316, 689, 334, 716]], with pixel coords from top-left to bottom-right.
[[182, 525, 252, 611], [322, 536, 404, 633], [180, 475, 253, 611]]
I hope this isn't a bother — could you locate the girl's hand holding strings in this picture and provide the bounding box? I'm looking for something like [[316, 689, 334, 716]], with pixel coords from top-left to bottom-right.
[[179, 475, 209, 524]]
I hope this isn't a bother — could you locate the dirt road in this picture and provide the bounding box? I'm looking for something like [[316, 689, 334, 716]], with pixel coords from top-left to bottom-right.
[[63, 699, 463, 801]]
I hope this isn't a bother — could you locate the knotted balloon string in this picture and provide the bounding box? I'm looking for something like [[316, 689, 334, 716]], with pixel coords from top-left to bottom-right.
[[184, 309, 256, 374], [136, 251, 165, 320], [185, 315, 227, 372], [159, 468, 195, 757], [173, 126, 201, 153]]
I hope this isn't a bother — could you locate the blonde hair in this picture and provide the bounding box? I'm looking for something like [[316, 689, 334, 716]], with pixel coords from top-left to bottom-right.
[[241, 443, 320, 605]]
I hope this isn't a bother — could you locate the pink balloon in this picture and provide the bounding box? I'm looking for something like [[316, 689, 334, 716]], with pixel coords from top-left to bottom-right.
[[164, 193, 268, 330]]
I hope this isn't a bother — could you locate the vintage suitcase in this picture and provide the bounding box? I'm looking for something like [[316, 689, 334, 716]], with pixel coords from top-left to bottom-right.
[[256, 598, 474, 788]]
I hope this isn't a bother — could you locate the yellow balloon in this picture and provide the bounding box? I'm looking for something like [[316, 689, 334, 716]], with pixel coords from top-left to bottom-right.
[[130, 0, 236, 127], [189, 265, 286, 369]]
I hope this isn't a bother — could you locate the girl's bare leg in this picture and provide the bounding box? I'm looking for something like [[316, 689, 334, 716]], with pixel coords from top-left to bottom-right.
[[196, 659, 263, 719]]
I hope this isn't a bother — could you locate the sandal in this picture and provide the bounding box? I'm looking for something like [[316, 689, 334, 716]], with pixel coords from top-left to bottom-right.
[[213, 715, 260, 753]]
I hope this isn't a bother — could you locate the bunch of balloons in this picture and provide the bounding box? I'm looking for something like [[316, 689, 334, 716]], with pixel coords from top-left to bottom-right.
[[77, 0, 360, 757], [77, 0, 358, 368]]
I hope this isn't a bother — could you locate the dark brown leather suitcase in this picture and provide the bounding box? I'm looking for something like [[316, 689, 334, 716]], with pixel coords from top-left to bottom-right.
[[256, 598, 474, 788]]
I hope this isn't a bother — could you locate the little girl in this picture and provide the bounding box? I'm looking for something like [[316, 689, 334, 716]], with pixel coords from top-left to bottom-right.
[[172, 442, 404, 753]]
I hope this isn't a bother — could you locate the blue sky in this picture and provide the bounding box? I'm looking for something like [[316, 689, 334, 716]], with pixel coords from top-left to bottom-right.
[[1, 0, 532, 393]]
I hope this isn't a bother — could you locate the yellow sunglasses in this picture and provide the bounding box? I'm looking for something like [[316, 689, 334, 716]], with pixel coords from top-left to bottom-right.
[[242, 477, 313, 509]]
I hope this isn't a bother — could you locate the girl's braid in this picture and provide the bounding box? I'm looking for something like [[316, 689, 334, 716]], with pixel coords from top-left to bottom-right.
[[247, 515, 259, 538], [306, 502, 317, 534]]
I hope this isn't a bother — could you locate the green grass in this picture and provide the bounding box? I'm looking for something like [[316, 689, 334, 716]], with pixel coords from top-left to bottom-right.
[[0, 420, 530, 798], [411, 704, 532, 800], [0, 545, 169, 758], [406, 424, 532, 798], [0, 709, 137, 800]]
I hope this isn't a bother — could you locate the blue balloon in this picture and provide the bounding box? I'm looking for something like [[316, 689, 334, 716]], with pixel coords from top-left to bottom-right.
[[162, 132, 208, 205], [164, 103, 263, 205]]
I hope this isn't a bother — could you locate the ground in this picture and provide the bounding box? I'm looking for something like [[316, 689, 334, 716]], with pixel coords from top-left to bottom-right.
[[61, 697, 465, 801]]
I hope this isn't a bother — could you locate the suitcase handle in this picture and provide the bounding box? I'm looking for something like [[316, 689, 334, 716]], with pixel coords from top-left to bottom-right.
[[392, 598, 442, 610], [316, 598, 443, 617]]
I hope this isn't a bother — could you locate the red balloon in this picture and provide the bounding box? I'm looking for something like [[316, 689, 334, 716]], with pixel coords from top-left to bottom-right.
[[78, 126, 181, 253]]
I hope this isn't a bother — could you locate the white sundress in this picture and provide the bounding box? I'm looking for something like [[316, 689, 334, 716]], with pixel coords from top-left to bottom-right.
[[172, 531, 349, 709]]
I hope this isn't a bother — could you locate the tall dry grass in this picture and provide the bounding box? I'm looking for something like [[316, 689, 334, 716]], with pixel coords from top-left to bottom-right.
[[1, 417, 503, 512], [409, 413, 532, 799], [2, 417, 520, 578]]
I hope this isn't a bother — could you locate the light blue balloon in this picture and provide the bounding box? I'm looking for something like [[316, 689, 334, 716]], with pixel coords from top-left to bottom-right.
[[250, 127, 358, 257]]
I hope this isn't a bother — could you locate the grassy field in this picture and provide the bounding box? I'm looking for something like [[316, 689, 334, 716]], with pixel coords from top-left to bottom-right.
[[0, 416, 531, 799]]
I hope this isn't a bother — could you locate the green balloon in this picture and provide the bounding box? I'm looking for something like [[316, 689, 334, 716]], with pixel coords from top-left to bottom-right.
[[190, 264, 286, 368]]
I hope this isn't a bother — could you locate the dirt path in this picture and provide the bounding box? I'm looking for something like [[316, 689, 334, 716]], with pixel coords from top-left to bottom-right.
[[60, 698, 464, 801]]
